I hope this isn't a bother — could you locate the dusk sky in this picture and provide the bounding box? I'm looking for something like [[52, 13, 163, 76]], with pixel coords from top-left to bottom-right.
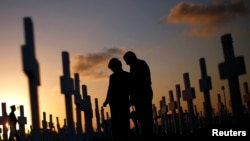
[[0, 0, 250, 133]]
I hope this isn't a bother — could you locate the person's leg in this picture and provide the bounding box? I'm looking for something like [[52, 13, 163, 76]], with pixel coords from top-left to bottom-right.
[[119, 118, 130, 141], [137, 102, 153, 139]]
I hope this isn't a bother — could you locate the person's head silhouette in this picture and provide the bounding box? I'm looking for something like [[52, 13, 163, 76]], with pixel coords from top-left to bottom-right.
[[123, 51, 137, 66], [10, 105, 16, 112], [108, 58, 122, 72]]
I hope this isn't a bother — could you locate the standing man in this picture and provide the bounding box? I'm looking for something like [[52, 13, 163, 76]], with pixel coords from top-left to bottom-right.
[[123, 51, 153, 139], [103, 58, 131, 141], [8, 105, 20, 141]]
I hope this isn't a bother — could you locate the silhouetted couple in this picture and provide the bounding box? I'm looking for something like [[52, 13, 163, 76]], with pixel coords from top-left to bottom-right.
[[103, 51, 153, 141]]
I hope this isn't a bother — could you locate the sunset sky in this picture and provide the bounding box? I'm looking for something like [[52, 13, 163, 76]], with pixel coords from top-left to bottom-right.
[[0, 0, 250, 133]]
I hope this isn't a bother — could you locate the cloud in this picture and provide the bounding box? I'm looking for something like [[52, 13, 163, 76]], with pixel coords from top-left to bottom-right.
[[162, 0, 250, 36], [71, 47, 126, 80]]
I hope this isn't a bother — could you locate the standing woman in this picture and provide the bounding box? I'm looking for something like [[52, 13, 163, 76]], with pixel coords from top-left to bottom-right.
[[103, 58, 131, 141]]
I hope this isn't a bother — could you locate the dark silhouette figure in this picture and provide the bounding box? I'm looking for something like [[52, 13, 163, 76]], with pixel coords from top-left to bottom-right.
[[123, 51, 154, 139], [103, 58, 131, 141], [8, 105, 20, 141]]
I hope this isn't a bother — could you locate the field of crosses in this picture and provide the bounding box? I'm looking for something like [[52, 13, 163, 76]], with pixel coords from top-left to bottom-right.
[[0, 17, 250, 140]]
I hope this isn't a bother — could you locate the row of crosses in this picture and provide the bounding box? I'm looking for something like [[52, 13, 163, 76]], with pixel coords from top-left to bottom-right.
[[152, 33, 250, 135]]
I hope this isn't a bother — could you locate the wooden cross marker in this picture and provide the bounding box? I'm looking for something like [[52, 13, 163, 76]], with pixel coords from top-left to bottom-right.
[[73, 73, 83, 141], [168, 90, 178, 133], [175, 84, 185, 134], [60, 51, 75, 140], [199, 58, 213, 125], [18, 105, 27, 141], [0, 103, 8, 141], [82, 85, 93, 141], [21, 17, 41, 141], [182, 73, 197, 131], [160, 96, 168, 133], [218, 33, 246, 124], [95, 98, 102, 139]]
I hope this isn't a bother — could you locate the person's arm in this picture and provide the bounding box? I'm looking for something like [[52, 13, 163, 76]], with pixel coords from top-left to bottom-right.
[[103, 75, 113, 107]]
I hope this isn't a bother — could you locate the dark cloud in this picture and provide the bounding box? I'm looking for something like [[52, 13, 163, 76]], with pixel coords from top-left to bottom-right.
[[162, 0, 250, 36], [71, 48, 126, 80]]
